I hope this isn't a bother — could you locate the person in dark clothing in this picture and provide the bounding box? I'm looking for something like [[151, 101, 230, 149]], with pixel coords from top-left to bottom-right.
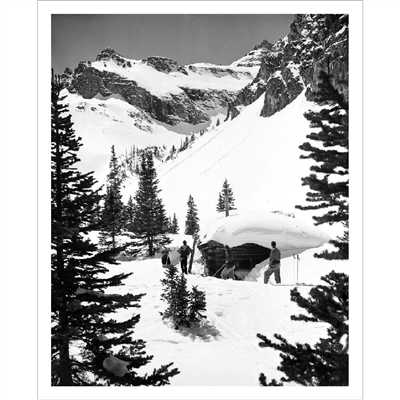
[[221, 245, 236, 280], [264, 241, 281, 284], [177, 240, 191, 274], [161, 249, 171, 267]]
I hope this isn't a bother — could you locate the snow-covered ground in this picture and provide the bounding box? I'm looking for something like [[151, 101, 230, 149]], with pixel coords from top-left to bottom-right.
[[101, 241, 348, 388]]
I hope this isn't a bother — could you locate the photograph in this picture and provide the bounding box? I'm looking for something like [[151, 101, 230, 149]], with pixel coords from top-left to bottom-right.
[[0, 1, 367, 399]]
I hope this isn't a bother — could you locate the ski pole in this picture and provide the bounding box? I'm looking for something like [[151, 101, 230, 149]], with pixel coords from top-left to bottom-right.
[[212, 264, 226, 277], [293, 255, 296, 283]]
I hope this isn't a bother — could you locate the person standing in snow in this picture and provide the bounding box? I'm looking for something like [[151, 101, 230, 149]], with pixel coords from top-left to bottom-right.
[[178, 240, 191, 274], [161, 248, 171, 267], [221, 245, 236, 280], [264, 241, 281, 284]]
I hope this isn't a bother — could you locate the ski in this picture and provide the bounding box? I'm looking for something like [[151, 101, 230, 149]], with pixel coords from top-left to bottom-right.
[[269, 282, 314, 287]]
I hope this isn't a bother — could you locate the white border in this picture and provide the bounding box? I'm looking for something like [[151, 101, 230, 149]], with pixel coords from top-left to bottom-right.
[[38, 2, 363, 399]]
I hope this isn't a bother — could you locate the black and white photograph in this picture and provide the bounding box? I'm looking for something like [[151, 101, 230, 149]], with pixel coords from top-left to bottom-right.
[[43, 1, 363, 398], [5, 0, 399, 399]]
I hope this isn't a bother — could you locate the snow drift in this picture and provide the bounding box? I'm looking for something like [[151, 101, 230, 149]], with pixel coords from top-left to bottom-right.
[[200, 209, 332, 258]]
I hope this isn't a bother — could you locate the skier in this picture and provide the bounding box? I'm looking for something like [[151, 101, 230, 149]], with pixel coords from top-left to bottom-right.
[[161, 248, 171, 267], [264, 241, 281, 284], [221, 245, 236, 280], [177, 240, 191, 274]]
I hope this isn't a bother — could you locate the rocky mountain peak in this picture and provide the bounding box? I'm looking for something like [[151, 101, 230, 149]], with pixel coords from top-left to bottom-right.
[[143, 56, 188, 75], [252, 39, 274, 51], [95, 48, 132, 68], [227, 13, 348, 119]]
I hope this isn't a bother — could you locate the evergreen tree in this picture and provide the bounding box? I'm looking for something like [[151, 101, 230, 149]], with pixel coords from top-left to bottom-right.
[[216, 179, 237, 213], [124, 195, 135, 231], [160, 264, 189, 330], [107, 145, 122, 185], [185, 195, 200, 235], [168, 145, 176, 161], [129, 151, 171, 256], [257, 271, 348, 386], [170, 213, 179, 234], [296, 70, 349, 259], [51, 73, 179, 386], [99, 146, 125, 250], [188, 286, 207, 325], [160, 263, 180, 320], [160, 266, 206, 330], [172, 273, 191, 329]]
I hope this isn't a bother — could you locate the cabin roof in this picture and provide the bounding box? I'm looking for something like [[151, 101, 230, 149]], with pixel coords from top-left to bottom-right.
[[199, 209, 331, 258]]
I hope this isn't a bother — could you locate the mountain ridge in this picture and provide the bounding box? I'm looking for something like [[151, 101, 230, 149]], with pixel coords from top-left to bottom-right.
[[58, 13, 348, 237]]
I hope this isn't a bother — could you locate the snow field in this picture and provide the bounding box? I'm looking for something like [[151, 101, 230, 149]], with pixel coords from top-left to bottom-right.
[[154, 90, 326, 235], [99, 244, 348, 386]]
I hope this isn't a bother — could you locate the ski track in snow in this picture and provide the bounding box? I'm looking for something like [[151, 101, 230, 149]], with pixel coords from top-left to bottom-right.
[[158, 122, 232, 180]]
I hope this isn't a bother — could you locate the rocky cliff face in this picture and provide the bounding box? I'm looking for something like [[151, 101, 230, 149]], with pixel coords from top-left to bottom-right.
[[61, 15, 348, 129], [144, 56, 188, 75], [231, 39, 274, 68], [62, 48, 251, 127], [63, 53, 209, 126], [227, 14, 348, 119]]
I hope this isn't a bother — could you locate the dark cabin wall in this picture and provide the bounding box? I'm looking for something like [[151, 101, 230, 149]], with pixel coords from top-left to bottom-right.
[[197, 240, 271, 278]]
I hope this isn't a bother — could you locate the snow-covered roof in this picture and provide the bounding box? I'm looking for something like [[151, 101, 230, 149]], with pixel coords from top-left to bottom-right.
[[199, 209, 332, 259]]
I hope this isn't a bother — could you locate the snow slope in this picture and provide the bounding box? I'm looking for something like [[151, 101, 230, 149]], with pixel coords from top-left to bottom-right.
[[63, 90, 186, 183], [91, 58, 258, 97], [150, 90, 337, 236], [63, 56, 257, 184], [100, 243, 348, 389]]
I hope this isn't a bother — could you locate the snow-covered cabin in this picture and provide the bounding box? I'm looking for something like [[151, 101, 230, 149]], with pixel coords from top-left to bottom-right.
[[197, 210, 331, 279]]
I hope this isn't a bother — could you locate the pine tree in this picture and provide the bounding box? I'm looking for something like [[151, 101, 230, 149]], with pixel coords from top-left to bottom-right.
[[216, 179, 237, 213], [99, 146, 125, 250], [188, 286, 207, 324], [160, 264, 190, 329], [107, 145, 122, 185], [172, 274, 191, 329], [124, 195, 135, 231], [296, 70, 349, 259], [170, 213, 179, 234], [185, 195, 200, 235], [257, 271, 348, 386], [51, 73, 179, 386], [160, 266, 206, 330], [160, 263, 180, 320], [129, 151, 171, 256]]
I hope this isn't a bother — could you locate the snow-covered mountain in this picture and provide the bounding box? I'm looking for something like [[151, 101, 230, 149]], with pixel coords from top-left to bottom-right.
[[59, 13, 348, 238], [46, 14, 351, 390]]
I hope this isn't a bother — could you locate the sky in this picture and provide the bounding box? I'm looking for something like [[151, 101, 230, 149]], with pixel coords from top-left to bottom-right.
[[52, 14, 295, 75]]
